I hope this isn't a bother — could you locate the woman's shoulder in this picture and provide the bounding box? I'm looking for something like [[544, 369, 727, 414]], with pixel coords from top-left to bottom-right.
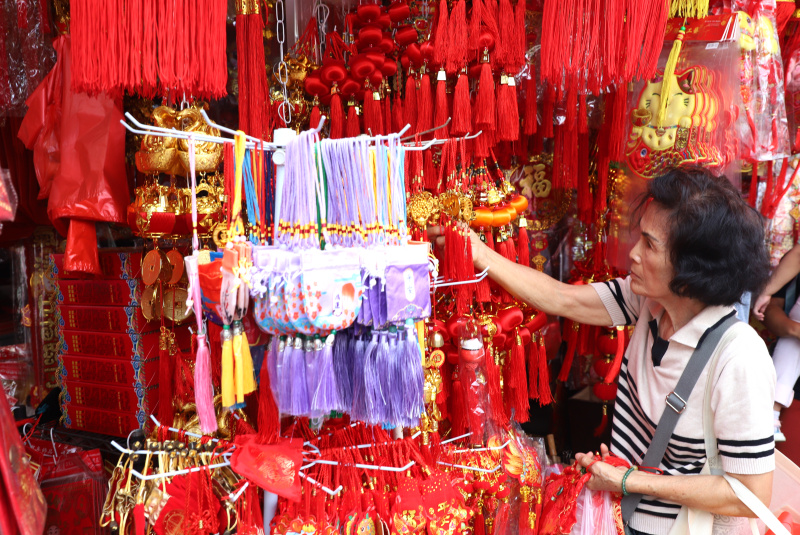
[[715, 321, 774, 376]]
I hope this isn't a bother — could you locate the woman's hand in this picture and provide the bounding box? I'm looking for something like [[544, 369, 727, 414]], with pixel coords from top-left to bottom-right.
[[575, 444, 628, 493], [752, 292, 772, 321], [426, 225, 487, 268]]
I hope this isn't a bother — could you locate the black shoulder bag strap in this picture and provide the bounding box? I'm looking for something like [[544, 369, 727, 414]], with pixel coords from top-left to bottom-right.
[[620, 311, 739, 524]]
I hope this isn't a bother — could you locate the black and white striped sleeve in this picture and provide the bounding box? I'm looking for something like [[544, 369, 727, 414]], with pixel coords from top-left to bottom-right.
[[590, 276, 642, 327]]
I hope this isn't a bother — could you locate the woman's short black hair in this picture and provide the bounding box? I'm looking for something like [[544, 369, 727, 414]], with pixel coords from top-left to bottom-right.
[[634, 166, 770, 307]]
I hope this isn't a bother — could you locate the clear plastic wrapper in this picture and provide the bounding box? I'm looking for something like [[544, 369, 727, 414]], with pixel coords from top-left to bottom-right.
[[571, 487, 622, 535], [735, 0, 790, 161]]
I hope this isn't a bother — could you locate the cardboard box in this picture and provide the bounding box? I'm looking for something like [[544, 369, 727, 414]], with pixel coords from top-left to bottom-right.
[[59, 354, 158, 387], [62, 380, 156, 414], [51, 250, 144, 280], [56, 279, 144, 307], [57, 305, 156, 334]]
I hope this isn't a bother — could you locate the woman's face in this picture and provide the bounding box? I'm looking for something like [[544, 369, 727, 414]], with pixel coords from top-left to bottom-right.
[[628, 202, 675, 301]]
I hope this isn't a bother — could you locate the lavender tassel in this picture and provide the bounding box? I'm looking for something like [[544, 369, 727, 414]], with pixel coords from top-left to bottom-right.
[[288, 336, 310, 416], [333, 329, 353, 410], [304, 337, 318, 415], [404, 323, 426, 427], [277, 336, 293, 414], [387, 331, 404, 426], [312, 333, 340, 414], [366, 331, 389, 424], [268, 337, 281, 401], [351, 334, 374, 421]]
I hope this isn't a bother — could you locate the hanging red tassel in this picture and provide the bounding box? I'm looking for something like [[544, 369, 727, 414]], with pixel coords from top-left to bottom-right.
[[528, 335, 539, 400], [452, 72, 472, 136], [541, 84, 555, 138], [609, 87, 628, 160], [346, 101, 361, 137], [497, 0, 515, 69], [447, 0, 468, 74], [433, 0, 450, 69], [309, 100, 322, 130], [537, 335, 553, 405], [330, 89, 344, 139], [513, 0, 526, 73], [236, 2, 271, 139], [483, 343, 509, 426], [435, 70, 450, 138], [404, 70, 418, 133], [523, 72, 537, 135], [558, 321, 579, 382], [475, 56, 496, 130], [578, 92, 588, 133], [393, 90, 404, 133], [603, 326, 627, 384], [594, 404, 609, 437], [257, 341, 280, 444], [424, 150, 438, 191], [384, 90, 392, 134], [497, 76, 520, 141], [748, 163, 759, 208], [577, 133, 592, 224], [474, 504, 487, 535], [450, 368, 469, 437], [517, 224, 530, 267], [495, 500, 511, 535], [469, 0, 483, 53], [417, 69, 433, 133], [508, 330, 529, 422]]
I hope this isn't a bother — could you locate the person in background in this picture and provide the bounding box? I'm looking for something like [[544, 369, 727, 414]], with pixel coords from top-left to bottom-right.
[[755, 262, 800, 442]]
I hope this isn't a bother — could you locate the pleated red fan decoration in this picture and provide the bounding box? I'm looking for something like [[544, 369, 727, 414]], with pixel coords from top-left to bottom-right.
[[70, 0, 227, 101]]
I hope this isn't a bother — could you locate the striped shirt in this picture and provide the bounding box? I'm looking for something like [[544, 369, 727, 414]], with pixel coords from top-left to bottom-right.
[[592, 277, 776, 535]]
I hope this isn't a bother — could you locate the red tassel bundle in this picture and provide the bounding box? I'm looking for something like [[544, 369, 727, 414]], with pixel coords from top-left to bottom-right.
[[329, 90, 344, 139], [404, 71, 418, 132], [452, 73, 472, 136], [346, 101, 361, 137], [469, 0, 483, 52], [528, 336, 539, 400], [447, 0, 468, 74], [577, 133, 592, 224], [393, 91, 405, 133], [158, 327, 175, 425], [537, 336, 553, 405], [541, 84, 555, 138], [435, 71, 450, 138], [497, 77, 520, 141], [384, 91, 392, 135], [497, 0, 515, 69], [483, 344, 509, 426], [558, 321, 579, 382], [433, 0, 450, 68], [523, 73, 537, 135], [603, 326, 627, 384], [71, 0, 227, 100], [506, 332, 529, 422], [475, 59, 496, 130], [578, 92, 588, 133], [417, 69, 433, 133], [609, 86, 628, 160], [309, 102, 322, 131], [517, 224, 530, 267], [236, 3, 271, 139], [257, 342, 280, 444]]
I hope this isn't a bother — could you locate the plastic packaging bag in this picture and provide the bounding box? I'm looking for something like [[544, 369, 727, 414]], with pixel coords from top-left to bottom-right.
[[571, 487, 622, 535]]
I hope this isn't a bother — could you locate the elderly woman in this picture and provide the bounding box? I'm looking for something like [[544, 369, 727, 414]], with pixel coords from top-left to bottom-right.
[[449, 167, 775, 534]]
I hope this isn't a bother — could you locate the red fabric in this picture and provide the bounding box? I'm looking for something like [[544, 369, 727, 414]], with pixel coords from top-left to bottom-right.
[[230, 435, 303, 501], [17, 35, 128, 274]]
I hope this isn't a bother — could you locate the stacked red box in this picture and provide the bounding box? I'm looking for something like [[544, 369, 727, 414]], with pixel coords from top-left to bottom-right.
[[51, 249, 191, 437]]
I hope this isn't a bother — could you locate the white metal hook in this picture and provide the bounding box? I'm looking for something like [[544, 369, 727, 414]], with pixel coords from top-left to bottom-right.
[[400, 117, 452, 141], [440, 432, 473, 445], [437, 461, 502, 473], [433, 267, 490, 289], [451, 439, 510, 454], [298, 472, 343, 496]]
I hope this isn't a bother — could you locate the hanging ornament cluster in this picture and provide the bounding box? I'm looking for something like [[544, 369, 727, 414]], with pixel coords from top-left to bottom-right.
[[69, 0, 227, 100]]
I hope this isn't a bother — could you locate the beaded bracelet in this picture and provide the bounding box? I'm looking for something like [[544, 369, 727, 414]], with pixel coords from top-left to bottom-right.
[[621, 466, 638, 496]]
